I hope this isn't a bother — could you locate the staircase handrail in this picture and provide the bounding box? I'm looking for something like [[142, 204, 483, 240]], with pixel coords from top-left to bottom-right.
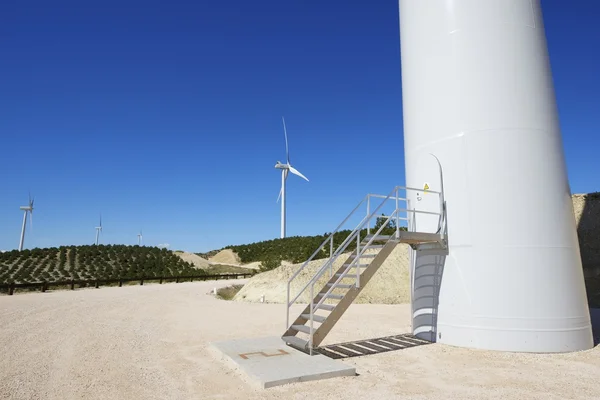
[[286, 194, 369, 285], [303, 185, 399, 291], [288, 185, 400, 304], [311, 209, 400, 313], [287, 213, 369, 307]]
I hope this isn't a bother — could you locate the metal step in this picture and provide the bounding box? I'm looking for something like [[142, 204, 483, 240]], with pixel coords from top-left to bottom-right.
[[364, 234, 392, 241], [317, 293, 344, 300], [347, 253, 377, 259], [292, 324, 312, 334], [326, 283, 354, 289], [334, 273, 357, 278], [301, 314, 326, 323], [315, 303, 335, 311], [283, 335, 309, 352], [338, 263, 369, 270]]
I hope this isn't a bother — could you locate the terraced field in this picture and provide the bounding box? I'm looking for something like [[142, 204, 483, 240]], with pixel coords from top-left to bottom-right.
[[0, 245, 206, 284]]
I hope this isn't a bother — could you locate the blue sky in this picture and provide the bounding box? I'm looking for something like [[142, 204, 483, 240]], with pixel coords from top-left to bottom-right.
[[1, 0, 599, 252]]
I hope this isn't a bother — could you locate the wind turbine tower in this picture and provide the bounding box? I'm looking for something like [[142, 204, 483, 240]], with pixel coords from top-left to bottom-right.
[[95, 215, 102, 245], [137, 230, 143, 246], [18, 195, 34, 251], [275, 117, 309, 239]]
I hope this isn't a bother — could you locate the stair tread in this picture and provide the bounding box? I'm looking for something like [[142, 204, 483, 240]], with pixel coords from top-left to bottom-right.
[[348, 253, 377, 259], [326, 283, 354, 288], [292, 324, 312, 334], [317, 293, 344, 300], [365, 234, 392, 239], [315, 303, 335, 311], [340, 263, 370, 269], [283, 336, 309, 350], [301, 313, 326, 323]]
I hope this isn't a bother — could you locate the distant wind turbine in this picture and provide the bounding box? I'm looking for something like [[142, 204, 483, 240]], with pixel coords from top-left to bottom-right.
[[275, 117, 309, 239], [95, 214, 102, 245], [137, 230, 143, 246], [18, 194, 34, 251]]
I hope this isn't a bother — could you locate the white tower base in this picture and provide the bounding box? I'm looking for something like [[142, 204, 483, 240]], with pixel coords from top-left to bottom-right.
[[400, 0, 593, 353]]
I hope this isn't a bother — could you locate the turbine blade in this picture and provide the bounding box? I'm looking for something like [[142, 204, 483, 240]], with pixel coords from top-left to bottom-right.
[[276, 186, 282, 203], [282, 117, 290, 164], [288, 165, 309, 182]]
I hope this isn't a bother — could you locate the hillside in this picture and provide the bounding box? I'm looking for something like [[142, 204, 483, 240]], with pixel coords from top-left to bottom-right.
[[218, 219, 403, 271], [0, 245, 206, 284], [233, 244, 411, 304]]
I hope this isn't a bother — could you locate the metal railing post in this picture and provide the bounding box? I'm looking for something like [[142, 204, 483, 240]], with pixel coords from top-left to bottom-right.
[[356, 233, 360, 288], [309, 284, 314, 355], [286, 283, 290, 329], [407, 199, 412, 231], [395, 188, 400, 239], [438, 192, 444, 234], [330, 237, 333, 277], [367, 195, 371, 236]]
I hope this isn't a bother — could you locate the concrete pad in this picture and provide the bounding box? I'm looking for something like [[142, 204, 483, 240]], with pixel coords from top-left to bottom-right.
[[209, 336, 356, 389]]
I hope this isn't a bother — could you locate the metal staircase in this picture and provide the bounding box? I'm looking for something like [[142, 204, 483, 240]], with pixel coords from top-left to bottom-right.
[[282, 185, 447, 355]]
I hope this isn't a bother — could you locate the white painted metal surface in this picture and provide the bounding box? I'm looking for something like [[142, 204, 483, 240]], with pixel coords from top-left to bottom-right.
[[399, 0, 593, 352]]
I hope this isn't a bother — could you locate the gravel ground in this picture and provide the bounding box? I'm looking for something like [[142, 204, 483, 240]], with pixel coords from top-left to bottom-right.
[[1, 281, 600, 399]]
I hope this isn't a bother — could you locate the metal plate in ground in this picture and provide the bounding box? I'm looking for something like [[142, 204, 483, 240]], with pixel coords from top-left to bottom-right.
[[317, 333, 431, 359]]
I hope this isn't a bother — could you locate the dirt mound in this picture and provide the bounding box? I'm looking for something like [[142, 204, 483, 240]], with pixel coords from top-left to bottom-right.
[[573, 193, 600, 277], [233, 244, 410, 304], [175, 252, 211, 269], [208, 249, 241, 265]]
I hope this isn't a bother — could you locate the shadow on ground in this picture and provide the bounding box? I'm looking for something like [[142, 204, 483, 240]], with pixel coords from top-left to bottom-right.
[[317, 333, 431, 359]]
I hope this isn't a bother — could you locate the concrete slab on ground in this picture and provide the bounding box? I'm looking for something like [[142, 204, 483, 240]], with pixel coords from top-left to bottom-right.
[[209, 336, 356, 389]]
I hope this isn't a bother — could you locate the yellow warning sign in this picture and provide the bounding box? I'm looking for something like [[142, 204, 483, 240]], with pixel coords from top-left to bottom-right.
[[423, 182, 430, 195]]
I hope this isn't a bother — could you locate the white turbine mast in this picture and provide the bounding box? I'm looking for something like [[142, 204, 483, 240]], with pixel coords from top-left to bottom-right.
[[95, 214, 102, 245], [137, 230, 143, 246], [18, 194, 34, 251], [275, 117, 309, 239]]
